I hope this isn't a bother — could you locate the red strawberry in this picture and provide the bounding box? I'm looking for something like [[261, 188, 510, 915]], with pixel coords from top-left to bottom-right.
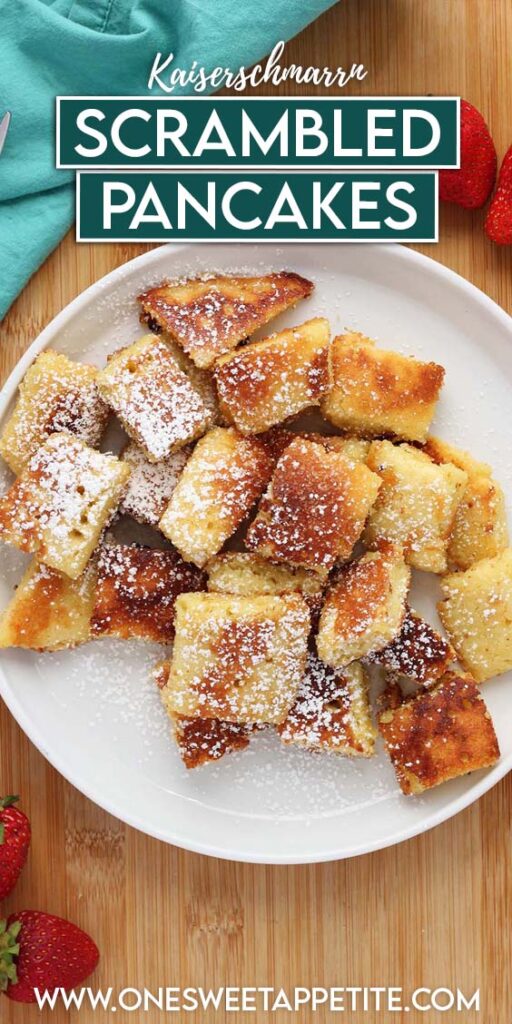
[[485, 145, 512, 244], [0, 797, 31, 900], [439, 100, 497, 208], [1, 911, 99, 1003]]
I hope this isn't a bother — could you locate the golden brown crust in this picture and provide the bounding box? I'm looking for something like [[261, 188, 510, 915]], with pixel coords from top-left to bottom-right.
[[91, 542, 205, 644], [0, 559, 96, 651], [195, 618, 276, 712], [332, 549, 394, 637], [316, 543, 410, 667], [214, 318, 329, 433], [173, 717, 250, 769], [322, 332, 445, 442], [138, 272, 314, 368], [154, 660, 250, 768], [246, 438, 381, 571], [379, 671, 500, 795], [368, 606, 455, 685]]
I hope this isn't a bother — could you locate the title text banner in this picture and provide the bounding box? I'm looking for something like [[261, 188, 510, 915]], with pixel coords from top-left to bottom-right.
[[59, 98, 459, 169], [76, 171, 438, 243]]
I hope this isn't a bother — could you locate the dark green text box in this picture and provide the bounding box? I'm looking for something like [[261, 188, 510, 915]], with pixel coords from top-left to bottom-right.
[[77, 171, 438, 242], [59, 98, 458, 168]]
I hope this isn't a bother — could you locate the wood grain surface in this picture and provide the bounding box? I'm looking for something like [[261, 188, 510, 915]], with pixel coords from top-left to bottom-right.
[[1, 1, 512, 1021]]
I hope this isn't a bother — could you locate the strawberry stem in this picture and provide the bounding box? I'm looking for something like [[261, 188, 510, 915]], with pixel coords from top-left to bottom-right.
[[0, 919, 21, 993], [0, 798, 19, 810], [0, 798, 19, 846]]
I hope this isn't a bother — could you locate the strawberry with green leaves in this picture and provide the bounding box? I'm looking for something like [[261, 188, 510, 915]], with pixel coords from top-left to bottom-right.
[[1, 911, 99, 1003], [0, 796, 31, 901]]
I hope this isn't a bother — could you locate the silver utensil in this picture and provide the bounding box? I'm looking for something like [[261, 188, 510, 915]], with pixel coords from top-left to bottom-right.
[[0, 112, 11, 157]]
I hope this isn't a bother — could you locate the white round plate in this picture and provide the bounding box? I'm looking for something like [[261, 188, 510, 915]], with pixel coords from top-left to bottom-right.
[[1, 243, 511, 864]]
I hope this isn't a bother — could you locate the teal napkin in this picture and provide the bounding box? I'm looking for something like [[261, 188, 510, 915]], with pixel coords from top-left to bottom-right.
[[0, 0, 337, 321]]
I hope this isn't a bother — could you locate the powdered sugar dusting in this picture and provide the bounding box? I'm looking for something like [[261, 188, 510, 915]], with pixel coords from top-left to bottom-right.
[[120, 441, 190, 526]]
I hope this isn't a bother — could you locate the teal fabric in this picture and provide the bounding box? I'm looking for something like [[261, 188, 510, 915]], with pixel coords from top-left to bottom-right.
[[0, 0, 337, 320]]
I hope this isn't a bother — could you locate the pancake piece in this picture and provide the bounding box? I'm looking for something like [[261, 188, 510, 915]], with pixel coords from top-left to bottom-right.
[[365, 440, 468, 573], [379, 671, 500, 795], [91, 542, 205, 644], [162, 592, 310, 724], [214, 318, 329, 433], [155, 660, 250, 769], [438, 549, 512, 682], [368, 606, 454, 685], [279, 657, 376, 756], [207, 551, 328, 629], [0, 350, 108, 476], [97, 335, 213, 462], [159, 427, 275, 568], [119, 441, 190, 527], [316, 543, 410, 668], [138, 271, 313, 368], [0, 558, 96, 651], [246, 437, 381, 571], [0, 432, 130, 579], [425, 437, 509, 570], [322, 332, 445, 442]]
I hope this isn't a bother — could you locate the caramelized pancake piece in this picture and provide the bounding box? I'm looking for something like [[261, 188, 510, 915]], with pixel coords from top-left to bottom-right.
[[119, 442, 190, 527], [379, 671, 500, 795], [97, 336, 213, 462], [173, 716, 250, 769], [439, 549, 512, 682], [214, 318, 329, 433], [0, 559, 96, 652], [322, 332, 445, 442], [159, 427, 275, 568], [155, 660, 250, 769], [0, 350, 109, 476], [163, 592, 310, 724], [368, 607, 454, 685], [317, 544, 410, 668], [246, 438, 381, 571], [365, 441, 467, 573], [279, 657, 376, 756], [425, 437, 509, 570], [138, 271, 313, 369], [0, 432, 130, 579], [91, 542, 205, 644]]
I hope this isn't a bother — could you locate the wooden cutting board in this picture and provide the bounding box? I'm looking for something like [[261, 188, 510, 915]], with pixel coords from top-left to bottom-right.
[[1, 1, 512, 1020]]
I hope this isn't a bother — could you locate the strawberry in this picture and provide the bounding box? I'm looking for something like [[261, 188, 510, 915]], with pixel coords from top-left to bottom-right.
[[439, 100, 497, 209], [485, 145, 512, 244], [0, 796, 31, 901], [1, 911, 99, 1003]]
